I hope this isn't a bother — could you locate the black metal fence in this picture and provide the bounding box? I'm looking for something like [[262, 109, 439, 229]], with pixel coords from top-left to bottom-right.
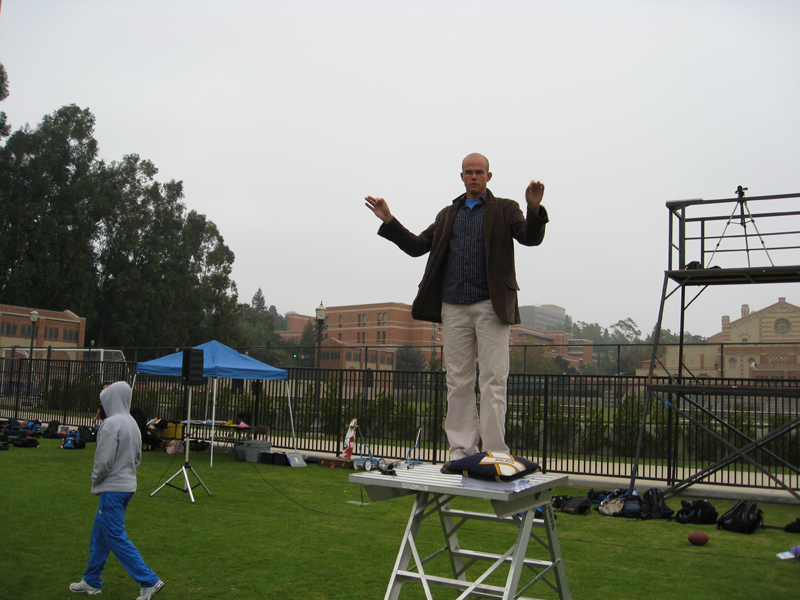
[[2, 354, 798, 491]]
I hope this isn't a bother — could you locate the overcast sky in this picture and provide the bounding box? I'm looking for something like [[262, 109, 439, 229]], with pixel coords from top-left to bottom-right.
[[2, 0, 799, 338]]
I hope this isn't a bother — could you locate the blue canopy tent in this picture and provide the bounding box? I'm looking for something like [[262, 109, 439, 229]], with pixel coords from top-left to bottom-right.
[[135, 341, 289, 466]]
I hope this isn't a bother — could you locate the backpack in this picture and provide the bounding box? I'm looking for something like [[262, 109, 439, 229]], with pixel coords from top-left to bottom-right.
[[622, 495, 643, 519], [11, 437, 39, 448], [551, 495, 572, 510], [640, 488, 674, 520], [784, 518, 800, 533], [78, 425, 97, 443], [586, 489, 615, 504], [42, 420, 61, 439], [597, 497, 626, 517], [675, 500, 718, 525], [62, 429, 85, 450], [717, 500, 765, 534], [561, 496, 591, 515]]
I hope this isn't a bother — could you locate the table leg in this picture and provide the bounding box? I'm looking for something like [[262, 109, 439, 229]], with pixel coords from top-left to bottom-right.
[[438, 499, 467, 581], [542, 503, 572, 600], [386, 491, 432, 600]]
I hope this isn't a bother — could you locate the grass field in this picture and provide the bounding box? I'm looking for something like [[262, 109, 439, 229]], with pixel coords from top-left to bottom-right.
[[1, 438, 798, 599]]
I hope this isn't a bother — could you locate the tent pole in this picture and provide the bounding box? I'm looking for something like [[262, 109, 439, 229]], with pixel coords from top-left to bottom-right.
[[210, 378, 218, 467]]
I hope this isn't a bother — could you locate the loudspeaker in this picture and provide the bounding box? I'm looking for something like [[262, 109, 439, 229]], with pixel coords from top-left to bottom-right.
[[182, 349, 204, 386]]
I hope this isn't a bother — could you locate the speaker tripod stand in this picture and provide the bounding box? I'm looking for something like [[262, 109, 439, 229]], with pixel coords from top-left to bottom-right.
[[151, 386, 212, 503]]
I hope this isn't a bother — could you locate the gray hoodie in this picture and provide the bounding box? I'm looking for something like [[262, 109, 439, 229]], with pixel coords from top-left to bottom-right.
[[91, 381, 141, 495]]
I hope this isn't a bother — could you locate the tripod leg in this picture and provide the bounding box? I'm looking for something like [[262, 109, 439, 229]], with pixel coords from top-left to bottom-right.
[[150, 467, 187, 497], [188, 465, 213, 497], [182, 466, 196, 504]]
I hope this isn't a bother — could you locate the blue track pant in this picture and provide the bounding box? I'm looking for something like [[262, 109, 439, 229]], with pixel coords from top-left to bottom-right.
[[82, 492, 160, 589]]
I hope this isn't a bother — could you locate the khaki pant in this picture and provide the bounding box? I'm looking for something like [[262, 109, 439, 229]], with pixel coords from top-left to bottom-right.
[[441, 300, 511, 460]]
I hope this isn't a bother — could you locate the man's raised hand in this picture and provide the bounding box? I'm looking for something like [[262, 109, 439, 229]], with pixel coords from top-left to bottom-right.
[[365, 196, 393, 224]]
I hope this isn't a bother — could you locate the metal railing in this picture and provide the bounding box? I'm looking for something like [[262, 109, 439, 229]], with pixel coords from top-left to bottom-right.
[[2, 354, 798, 491]]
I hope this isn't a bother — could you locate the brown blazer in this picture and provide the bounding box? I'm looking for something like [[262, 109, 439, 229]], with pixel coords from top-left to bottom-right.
[[378, 189, 548, 324]]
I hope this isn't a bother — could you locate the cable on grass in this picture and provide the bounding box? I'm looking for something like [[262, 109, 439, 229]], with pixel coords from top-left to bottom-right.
[[250, 461, 336, 516], [138, 451, 179, 491]]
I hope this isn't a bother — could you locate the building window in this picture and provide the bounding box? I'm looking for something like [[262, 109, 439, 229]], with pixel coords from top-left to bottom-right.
[[1, 322, 17, 336], [377, 313, 382, 326], [729, 358, 736, 370], [45, 327, 59, 340], [775, 318, 791, 335], [339, 315, 343, 328], [20, 324, 32, 338], [382, 331, 386, 344]]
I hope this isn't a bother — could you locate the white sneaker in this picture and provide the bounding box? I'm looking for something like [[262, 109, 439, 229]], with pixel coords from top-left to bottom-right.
[[137, 579, 165, 600], [69, 579, 102, 595]]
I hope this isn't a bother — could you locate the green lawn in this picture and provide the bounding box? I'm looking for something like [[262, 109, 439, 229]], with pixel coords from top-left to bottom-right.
[[1, 439, 798, 599]]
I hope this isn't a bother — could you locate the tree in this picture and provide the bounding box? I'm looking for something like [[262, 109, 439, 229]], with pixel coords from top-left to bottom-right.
[[297, 320, 319, 367], [268, 305, 287, 331], [0, 63, 9, 138], [251, 288, 267, 312], [0, 101, 240, 348], [237, 290, 279, 348], [609, 318, 642, 343], [0, 104, 100, 323], [571, 321, 606, 343], [91, 154, 239, 346], [396, 344, 426, 371]]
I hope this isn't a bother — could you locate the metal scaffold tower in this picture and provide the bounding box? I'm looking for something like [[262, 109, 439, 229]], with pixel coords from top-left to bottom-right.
[[629, 188, 800, 502]]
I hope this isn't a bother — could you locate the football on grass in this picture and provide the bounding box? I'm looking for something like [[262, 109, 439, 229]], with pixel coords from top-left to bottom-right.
[[688, 531, 709, 546]]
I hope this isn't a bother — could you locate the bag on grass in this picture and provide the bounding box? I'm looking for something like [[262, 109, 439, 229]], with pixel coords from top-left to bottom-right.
[[784, 518, 800, 533], [561, 496, 591, 515], [597, 498, 626, 517], [717, 500, 764, 534], [675, 500, 718, 525], [586, 489, 620, 504], [622, 495, 643, 519], [640, 488, 674, 520], [42, 420, 61, 439], [166, 440, 184, 454], [11, 437, 39, 448], [551, 495, 572, 510], [78, 425, 96, 443], [189, 440, 210, 452], [63, 429, 84, 449]]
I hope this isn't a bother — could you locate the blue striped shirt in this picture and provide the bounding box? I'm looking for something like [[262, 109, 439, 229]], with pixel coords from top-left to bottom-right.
[[441, 194, 490, 304]]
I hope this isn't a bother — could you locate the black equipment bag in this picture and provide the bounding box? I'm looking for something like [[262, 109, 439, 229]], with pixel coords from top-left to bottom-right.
[[717, 500, 765, 534]]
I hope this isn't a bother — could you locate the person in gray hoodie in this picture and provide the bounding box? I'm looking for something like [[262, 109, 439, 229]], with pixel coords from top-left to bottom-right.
[[70, 381, 165, 599]]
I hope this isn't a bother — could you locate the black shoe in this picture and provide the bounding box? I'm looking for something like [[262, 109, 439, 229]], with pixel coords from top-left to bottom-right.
[[440, 461, 457, 475]]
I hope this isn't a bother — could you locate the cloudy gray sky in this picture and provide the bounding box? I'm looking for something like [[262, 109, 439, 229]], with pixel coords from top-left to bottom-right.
[[2, 0, 799, 338]]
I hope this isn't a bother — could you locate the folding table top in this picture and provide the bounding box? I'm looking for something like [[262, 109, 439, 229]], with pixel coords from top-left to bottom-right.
[[350, 463, 568, 503]]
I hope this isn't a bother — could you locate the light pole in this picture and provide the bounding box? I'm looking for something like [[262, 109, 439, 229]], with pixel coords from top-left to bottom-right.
[[28, 311, 39, 358], [315, 302, 327, 368], [312, 302, 326, 433], [27, 311, 39, 402]]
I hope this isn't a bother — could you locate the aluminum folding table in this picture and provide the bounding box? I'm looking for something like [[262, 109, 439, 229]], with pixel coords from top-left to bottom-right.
[[350, 464, 571, 600]]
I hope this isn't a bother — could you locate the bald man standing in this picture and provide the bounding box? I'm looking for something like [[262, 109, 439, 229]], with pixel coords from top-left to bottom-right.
[[366, 153, 548, 467]]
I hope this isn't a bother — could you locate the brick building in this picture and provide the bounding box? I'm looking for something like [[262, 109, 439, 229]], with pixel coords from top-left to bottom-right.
[[638, 297, 800, 379], [0, 304, 86, 358], [279, 301, 588, 371]]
